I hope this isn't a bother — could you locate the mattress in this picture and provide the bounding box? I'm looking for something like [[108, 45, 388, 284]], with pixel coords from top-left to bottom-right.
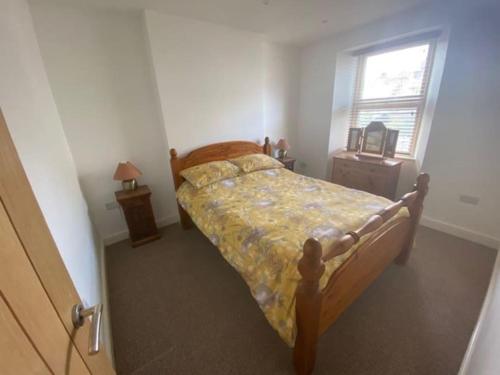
[[177, 167, 408, 346]]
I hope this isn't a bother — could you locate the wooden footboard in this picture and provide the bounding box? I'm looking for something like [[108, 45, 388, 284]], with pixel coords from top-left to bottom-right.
[[294, 173, 430, 375]]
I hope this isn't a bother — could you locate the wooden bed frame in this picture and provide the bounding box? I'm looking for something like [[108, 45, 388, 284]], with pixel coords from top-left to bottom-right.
[[169, 137, 429, 375]]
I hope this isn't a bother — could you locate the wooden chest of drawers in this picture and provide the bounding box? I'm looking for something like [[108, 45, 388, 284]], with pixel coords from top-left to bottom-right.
[[331, 152, 402, 200]]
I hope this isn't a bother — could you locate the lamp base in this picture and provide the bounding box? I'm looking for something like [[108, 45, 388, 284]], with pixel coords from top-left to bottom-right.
[[122, 179, 137, 191], [278, 149, 288, 159]]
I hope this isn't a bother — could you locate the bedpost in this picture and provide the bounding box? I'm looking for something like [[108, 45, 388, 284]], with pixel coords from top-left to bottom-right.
[[396, 173, 430, 265], [169, 148, 193, 230], [294, 238, 325, 375], [263, 136, 271, 156], [169, 148, 180, 186]]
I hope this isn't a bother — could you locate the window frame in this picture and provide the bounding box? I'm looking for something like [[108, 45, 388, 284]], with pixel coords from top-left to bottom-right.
[[350, 38, 437, 157]]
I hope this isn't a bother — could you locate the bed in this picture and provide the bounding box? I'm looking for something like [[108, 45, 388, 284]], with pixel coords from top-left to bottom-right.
[[169, 137, 429, 374]]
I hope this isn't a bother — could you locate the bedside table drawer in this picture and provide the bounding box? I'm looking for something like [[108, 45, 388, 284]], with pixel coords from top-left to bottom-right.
[[119, 195, 149, 209]]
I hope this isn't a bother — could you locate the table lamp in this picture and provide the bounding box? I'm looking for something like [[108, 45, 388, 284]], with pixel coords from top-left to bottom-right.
[[113, 161, 142, 191], [276, 138, 290, 159]]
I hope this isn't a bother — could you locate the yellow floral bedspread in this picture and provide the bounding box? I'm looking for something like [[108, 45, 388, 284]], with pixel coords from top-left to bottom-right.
[[177, 167, 408, 346]]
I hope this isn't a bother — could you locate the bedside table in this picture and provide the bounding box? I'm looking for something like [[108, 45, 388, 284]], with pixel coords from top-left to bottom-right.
[[115, 185, 160, 247], [331, 152, 402, 200], [276, 156, 296, 171]]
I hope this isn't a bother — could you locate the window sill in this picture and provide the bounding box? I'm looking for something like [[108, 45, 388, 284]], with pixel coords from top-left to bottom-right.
[[339, 149, 416, 162], [393, 154, 416, 161]]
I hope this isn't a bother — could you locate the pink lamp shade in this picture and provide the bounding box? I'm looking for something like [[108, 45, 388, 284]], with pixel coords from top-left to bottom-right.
[[113, 161, 142, 181], [276, 138, 290, 150]]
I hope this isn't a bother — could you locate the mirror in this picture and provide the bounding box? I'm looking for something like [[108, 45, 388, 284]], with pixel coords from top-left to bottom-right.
[[347, 128, 363, 152], [345, 122, 399, 159], [361, 122, 387, 156], [384, 129, 399, 158]]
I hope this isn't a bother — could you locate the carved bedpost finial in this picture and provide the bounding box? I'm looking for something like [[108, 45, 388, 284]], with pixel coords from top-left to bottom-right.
[[263, 136, 271, 156], [298, 238, 325, 291], [170, 148, 178, 160], [396, 172, 430, 265], [294, 238, 325, 375], [415, 173, 430, 196]]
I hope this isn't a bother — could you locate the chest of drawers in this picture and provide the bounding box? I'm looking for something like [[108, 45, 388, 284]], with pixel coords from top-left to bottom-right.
[[331, 152, 402, 200]]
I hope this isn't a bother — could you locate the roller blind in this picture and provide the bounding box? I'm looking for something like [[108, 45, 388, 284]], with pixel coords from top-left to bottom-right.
[[350, 40, 436, 155]]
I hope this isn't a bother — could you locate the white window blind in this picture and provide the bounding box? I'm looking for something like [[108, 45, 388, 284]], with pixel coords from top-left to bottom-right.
[[350, 40, 436, 155]]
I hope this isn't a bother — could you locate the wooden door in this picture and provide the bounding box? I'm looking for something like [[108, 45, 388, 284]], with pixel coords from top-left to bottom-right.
[[0, 110, 115, 374]]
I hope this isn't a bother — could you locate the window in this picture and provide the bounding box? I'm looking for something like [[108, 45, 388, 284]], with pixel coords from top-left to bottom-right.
[[350, 40, 436, 156]]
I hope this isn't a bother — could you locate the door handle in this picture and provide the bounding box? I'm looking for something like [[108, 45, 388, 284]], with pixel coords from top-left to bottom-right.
[[72, 303, 103, 355]]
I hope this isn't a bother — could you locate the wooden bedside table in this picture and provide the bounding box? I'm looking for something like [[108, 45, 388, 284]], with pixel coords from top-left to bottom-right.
[[331, 152, 402, 200], [115, 185, 160, 247], [276, 156, 296, 171]]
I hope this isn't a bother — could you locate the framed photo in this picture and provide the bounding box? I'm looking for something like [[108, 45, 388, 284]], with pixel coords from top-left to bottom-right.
[[346, 127, 363, 152], [361, 121, 387, 156], [384, 129, 399, 158]]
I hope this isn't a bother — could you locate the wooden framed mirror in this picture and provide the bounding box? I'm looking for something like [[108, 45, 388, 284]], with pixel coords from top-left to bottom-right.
[[360, 121, 387, 157], [345, 122, 400, 159], [384, 129, 399, 158], [347, 128, 363, 152]]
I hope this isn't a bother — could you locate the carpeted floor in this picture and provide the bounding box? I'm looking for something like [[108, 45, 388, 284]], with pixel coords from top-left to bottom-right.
[[106, 225, 496, 375]]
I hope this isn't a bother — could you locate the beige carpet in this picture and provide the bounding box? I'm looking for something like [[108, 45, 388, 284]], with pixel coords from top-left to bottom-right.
[[106, 225, 496, 374]]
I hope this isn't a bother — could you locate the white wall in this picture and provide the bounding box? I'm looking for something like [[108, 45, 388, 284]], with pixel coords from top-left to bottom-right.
[[263, 43, 300, 155], [30, 5, 300, 241], [26, 0, 498, 250], [421, 3, 500, 247], [0, 0, 107, 340], [144, 11, 266, 156], [323, 29, 449, 190], [29, 3, 177, 243], [297, 1, 451, 181], [326, 52, 358, 176], [297, 0, 500, 246]]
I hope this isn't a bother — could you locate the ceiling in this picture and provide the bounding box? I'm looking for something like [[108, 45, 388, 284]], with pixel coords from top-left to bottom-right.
[[32, 0, 435, 45]]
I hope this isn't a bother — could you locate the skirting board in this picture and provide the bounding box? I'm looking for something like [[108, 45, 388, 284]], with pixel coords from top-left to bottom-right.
[[421, 215, 499, 249], [103, 214, 179, 246]]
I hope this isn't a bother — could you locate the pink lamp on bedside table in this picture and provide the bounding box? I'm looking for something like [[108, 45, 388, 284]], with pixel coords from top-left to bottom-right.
[[113, 161, 142, 191], [276, 138, 290, 159]]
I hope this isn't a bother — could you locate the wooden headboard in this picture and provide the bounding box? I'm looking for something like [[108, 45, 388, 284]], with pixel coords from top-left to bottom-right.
[[169, 137, 271, 191]]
